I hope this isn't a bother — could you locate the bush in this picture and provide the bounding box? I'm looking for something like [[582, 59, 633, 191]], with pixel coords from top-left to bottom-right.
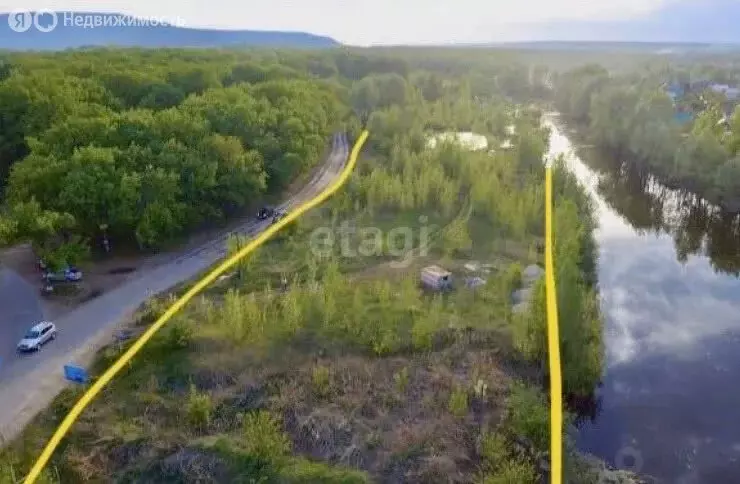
[[186, 383, 212, 430], [448, 386, 469, 418], [480, 431, 539, 483], [393, 367, 409, 393], [503, 262, 523, 292], [241, 411, 291, 462], [480, 432, 509, 472], [277, 458, 371, 483], [512, 197, 604, 397], [506, 384, 549, 453], [481, 459, 538, 484], [311, 365, 331, 398], [164, 318, 193, 350]]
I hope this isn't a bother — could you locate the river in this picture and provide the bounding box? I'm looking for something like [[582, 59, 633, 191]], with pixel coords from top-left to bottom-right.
[[544, 115, 740, 483]]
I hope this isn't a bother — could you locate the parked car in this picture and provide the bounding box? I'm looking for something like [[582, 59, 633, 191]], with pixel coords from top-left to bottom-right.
[[257, 206, 275, 220], [43, 265, 83, 282], [17, 321, 57, 352]]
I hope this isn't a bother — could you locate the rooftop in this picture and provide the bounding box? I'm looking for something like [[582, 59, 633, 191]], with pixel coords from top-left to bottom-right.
[[422, 265, 451, 277]]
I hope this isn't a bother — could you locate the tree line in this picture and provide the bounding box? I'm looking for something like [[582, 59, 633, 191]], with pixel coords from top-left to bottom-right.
[[0, 49, 365, 267], [553, 63, 740, 213], [575, 139, 740, 276], [1, 47, 524, 268]]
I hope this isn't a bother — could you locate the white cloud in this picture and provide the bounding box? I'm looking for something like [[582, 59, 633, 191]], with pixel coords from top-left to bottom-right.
[[4, 0, 679, 44]]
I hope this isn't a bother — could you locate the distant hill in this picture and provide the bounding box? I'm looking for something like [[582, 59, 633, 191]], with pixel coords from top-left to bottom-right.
[[0, 11, 339, 50], [520, 0, 740, 44]]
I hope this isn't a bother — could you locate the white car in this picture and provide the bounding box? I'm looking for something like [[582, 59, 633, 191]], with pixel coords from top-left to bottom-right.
[[17, 321, 57, 352]]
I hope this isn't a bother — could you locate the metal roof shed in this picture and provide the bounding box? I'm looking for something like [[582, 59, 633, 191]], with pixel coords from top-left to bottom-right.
[[421, 265, 453, 291]]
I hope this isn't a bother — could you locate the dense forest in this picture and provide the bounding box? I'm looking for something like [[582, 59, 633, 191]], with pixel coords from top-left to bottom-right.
[[0, 49, 357, 268], [552, 63, 740, 212], [0, 47, 543, 269], [0, 47, 617, 483]]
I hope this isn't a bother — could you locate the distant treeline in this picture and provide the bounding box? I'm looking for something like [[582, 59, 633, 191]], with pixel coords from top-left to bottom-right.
[[552, 64, 740, 212]]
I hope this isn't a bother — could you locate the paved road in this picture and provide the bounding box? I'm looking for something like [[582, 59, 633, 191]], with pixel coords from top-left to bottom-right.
[[0, 269, 46, 374], [0, 133, 349, 444]]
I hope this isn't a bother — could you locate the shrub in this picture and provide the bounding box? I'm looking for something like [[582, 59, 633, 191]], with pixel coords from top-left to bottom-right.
[[448, 386, 469, 418], [506, 383, 549, 453], [278, 457, 371, 483], [165, 318, 193, 350], [503, 262, 523, 292], [186, 383, 213, 430], [393, 367, 409, 393], [241, 411, 291, 462], [481, 459, 538, 484], [480, 432, 510, 472], [311, 365, 331, 398]]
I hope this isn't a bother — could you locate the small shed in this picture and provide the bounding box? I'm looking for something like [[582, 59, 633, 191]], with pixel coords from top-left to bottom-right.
[[421, 265, 452, 291]]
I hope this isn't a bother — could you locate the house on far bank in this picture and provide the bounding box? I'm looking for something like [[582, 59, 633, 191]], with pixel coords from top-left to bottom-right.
[[709, 83, 740, 101], [690, 79, 713, 92]]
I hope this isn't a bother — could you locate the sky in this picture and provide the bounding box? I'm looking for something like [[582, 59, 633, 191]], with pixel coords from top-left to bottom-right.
[[5, 0, 681, 45]]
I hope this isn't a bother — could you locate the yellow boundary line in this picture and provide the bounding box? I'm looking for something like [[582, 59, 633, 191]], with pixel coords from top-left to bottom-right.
[[23, 130, 370, 483], [545, 165, 563, 484], [25, 128, 563, 484]]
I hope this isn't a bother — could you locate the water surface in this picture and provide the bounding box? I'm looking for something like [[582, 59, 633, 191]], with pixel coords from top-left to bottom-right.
[[545, 116, 740, 483]]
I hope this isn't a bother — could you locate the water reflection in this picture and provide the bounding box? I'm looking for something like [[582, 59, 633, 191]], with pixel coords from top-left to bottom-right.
[[575, 144, 740, 277], [545, 116, 740, 482]]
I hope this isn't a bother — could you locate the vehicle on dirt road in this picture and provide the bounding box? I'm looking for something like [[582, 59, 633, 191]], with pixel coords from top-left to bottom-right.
[[17, 321, 57, 352], [257, 206, 275, 220]]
